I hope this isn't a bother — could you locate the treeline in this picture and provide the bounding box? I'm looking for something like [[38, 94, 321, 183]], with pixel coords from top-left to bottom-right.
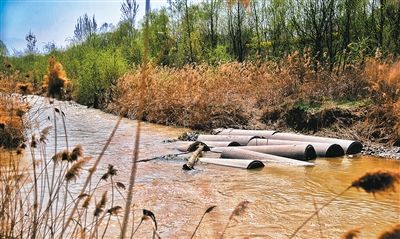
[[1, 0, 399, 106]]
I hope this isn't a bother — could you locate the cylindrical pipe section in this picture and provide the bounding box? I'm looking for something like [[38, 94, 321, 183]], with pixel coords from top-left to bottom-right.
[[176, 141, 211, 152], [267, 132, 362, 155], [199, 158, 264, 169], [248, 138, 344, 157], [216, 129, 277, 138], [197, 135, 260, 146], [214, 148, 314, 166], [214, 145, 317, 161], [200, 141, 241, 147]]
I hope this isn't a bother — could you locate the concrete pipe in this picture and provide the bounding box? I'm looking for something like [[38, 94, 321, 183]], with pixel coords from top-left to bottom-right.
[[214, 145, 317, 161], [177, 141, 238, 152], [199, 158, 264, 169], [248, 138, 344, 157], [214, 148, 314, 166], [200, 141, 241, 147], [176, 141, 211, 152], [197, 135, 260, 146], [267, 132, 362, 155], [216, 129, 277, 138]]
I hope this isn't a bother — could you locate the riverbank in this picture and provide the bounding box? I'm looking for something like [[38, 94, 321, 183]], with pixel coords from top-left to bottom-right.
[[102, 57, 399, 160]]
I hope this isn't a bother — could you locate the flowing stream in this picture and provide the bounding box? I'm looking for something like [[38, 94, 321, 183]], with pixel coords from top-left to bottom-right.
[[11, 96, 400, 238]]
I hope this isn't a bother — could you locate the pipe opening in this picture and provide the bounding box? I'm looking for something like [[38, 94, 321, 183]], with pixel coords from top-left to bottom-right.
[[227, 142, 241, 146], [325, 144, 345, 157], [187, 141, 211, 152], [246, 160, 265, 169], [305, 145, 317, 160], [346, 141, 363, 155]]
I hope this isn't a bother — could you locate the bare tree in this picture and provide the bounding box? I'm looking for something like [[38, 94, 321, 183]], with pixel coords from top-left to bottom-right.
[[25, 30, 37, 54], [121, 0, 139, 33], [74, 13, 97, 42]]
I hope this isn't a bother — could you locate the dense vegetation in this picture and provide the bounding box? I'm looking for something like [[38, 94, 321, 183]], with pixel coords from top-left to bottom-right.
[[0, 0, 399, 143]]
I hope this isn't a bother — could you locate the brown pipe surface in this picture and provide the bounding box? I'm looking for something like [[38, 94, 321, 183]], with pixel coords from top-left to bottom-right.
[[197, 135, 259, 146], [215, 148, 314, 166], [214, 145, 317, 161], [248, 138, 344, 157]]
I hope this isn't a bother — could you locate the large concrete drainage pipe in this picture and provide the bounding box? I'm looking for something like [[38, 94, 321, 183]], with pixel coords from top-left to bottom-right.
[[248, 138, 344, 157], [214, 145, 317, 161], [197, 135, 261, 146], [177, 141, 239, 152], [199, 158, 264, 169], [214, 148, 314, 166], [215, 129, 277, 137], [268, 132, 362, 155]]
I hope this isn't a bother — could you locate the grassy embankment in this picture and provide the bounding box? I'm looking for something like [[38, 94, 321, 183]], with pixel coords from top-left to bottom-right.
[[2, 52, 399, 147]]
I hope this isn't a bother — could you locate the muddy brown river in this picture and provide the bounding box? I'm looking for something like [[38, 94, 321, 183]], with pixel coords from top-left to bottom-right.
[[15, 96, 400, 238]]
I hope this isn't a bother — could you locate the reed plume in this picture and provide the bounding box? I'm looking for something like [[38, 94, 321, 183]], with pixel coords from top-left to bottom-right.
[[70, 144, 83, 161], [101, 164, 117, 181], [290, 170, 400, 238], [116, 182, 126, 190], [65, 157, 91, 182], [94, 192, 108, 217], [378, 224, 400, 239], [107, 206, 122, 215], [39, 126, 52, 143], [190, 205, 216, 239], [221, 200, 250, 238], [341, 228, 361, 239], [82, 195, 91, 209], [351, 170, 400, 194]]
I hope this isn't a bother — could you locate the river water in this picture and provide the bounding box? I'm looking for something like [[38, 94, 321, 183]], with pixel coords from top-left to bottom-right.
[[15, 96, 400, 238]]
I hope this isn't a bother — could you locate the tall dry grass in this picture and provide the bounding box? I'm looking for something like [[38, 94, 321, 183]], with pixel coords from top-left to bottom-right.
[[363, 56, 400, 142], [110, 51, 369, 132], [0, 64, 29, 148]]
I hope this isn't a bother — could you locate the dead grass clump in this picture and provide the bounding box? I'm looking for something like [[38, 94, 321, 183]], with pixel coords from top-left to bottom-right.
[[117, 63, 252, 130], [43, 56, 72, 99]]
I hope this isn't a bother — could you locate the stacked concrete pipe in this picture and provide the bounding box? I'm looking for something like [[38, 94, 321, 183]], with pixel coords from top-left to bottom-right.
[[217, 129, 362, 155], [248, 138, 344, 157]]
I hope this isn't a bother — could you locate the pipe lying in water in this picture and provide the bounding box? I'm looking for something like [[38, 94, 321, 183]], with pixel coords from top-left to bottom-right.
[[267, 132, 363, 155], [199, 158, 264, 169], [248, 138, 344, 157], [214, 129, 362, 155], [214, 145, 317, 161], [200, 141, 241, 147], [176, 141, 211, 152], [197, 135, 260, 146], [176, 141, 239, 152], [213, 148, 314, 166], [216, 129, 277, 138]]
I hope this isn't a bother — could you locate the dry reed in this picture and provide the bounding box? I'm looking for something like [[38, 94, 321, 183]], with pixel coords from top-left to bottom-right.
[[290, 170, 400, 238], [341, 228, 361, 239], [378, 224, 400, 239], [220, 200, 250, 238]]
